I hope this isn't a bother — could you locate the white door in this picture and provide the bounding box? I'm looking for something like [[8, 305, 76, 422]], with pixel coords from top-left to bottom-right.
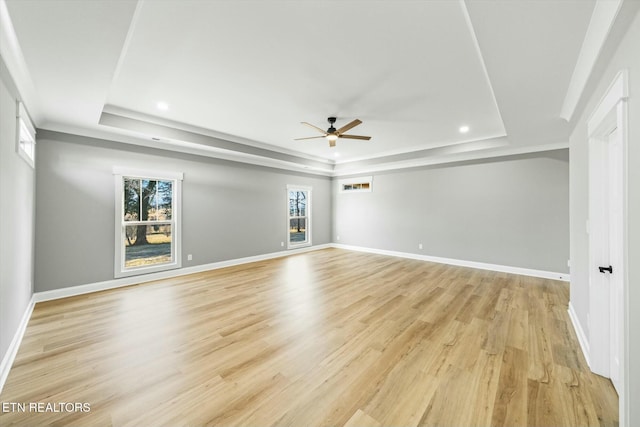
[[607, 128, 623, 394], [586, 70, 628, 426]]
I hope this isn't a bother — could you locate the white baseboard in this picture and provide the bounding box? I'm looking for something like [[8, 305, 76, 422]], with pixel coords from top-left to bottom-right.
[[0, 295, 35, 393], [33, 242, 569, 304], [5, 243, 570, 394], [34, 244, 331, 303], [568, 301, 591, 367], [330, 243, 570, 281]]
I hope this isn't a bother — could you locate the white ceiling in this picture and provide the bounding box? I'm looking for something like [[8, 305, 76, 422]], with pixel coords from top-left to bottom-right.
[[3, 0, 597, 173]]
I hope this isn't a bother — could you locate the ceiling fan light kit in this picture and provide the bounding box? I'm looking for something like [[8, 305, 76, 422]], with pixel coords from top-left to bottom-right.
[[295, 116, 371, 147]]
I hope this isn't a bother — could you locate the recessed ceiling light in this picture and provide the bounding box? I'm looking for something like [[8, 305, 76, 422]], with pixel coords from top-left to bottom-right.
[[156, 101, 169, 111], [334, 152, 340, 158], [459, 125, 470, 133]]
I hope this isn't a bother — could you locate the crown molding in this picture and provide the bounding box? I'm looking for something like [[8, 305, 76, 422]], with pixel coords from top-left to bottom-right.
[[0, 0, 43, 124], [560, 0, 624, 122], [332, 141, 569, 177], [102, 105, 332, 166], [39, 120, 568, 179], [37, 125, 335, 177], [333, 133, 508, 165]]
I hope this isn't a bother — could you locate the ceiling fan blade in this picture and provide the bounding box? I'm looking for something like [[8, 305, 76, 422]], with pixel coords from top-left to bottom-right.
[[339, 134, 371, 140], [301, 122, 327, 135], [294, 136, 327, 141], [336, 119, 362, 134]]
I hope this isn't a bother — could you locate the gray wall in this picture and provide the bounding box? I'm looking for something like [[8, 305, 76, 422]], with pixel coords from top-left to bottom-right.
[[34, 132, 331, 292], [333, 150, 569, 273], [568, 8, 640, 424], [0, 59, 35, 361]]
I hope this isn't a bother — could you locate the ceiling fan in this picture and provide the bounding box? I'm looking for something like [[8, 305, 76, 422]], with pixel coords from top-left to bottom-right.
[[295, 117, 371, 147]]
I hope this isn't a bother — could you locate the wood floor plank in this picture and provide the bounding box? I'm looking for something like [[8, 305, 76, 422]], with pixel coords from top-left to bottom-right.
[[418, 364, 477, 426], [467, 350, 503, 426], [491, 346, 528, 426], [0, 248, 617, 426], [506, 308, 528, 351], [343, 409, 381, 427]]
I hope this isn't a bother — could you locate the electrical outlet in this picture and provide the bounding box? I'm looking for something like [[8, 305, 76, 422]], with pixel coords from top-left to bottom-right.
[[280, 242, 284, 247], [336, 235, 340, 241], [567, 259, 571, 267], [418, 243, 423, 250], [187, 254, 193, 261]]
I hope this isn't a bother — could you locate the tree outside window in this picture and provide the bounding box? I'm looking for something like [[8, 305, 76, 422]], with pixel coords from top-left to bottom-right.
[[115, 171, 182, 278], [287, 186, 311, 248]]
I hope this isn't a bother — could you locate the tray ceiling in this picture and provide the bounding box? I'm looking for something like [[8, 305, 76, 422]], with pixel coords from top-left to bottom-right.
[[3, 0, 597, 174]]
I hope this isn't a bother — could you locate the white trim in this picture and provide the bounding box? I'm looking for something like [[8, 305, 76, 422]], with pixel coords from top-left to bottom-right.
[[112, 166, 184, 181], [334, 136, 509, 167], [286, 185, 312, 250], [113, 172, 183, 278], [17, 101, 35, 137], [458, 0, 506, 135], [588, 70, 628, 133], [16, 101, 36, 168], [585, 68, 629, 427], [333, 135, 509, 166], [561, 0, 624, 122], [4, 243, 573, 396], [286, 185, 313, 191], [108, 1, 144, 85], [102, 105, 331, 166], [331, 243, 569, 281], [338, 176, 373, 186], [47, 122, 335, 177], [10, 243, 568, 395], [34, 244, 331, 303], [338, 176, 373, 193], [333, 141, 569, 177], [0, 0, 43, 124], [31, 242, 569, 304], [0, 296, 35, 393], [568, 302, 591, 367], [40, 123, 570, 178]]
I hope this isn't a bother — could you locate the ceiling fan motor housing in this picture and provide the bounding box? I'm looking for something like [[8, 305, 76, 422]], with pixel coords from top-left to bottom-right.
[[327, 117, 337, 133]]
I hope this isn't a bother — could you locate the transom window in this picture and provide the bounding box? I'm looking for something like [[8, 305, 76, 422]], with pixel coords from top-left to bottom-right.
[[287, 185, 312, 249], [114, 169, 182, 277], [339, 176, 373, 193]]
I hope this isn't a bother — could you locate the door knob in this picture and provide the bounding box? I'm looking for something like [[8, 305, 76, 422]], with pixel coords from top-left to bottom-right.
[[598, 265, 613, 274]]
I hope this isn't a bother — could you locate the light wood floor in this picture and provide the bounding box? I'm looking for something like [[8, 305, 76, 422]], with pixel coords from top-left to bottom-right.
[[0, 248, 617, 426]]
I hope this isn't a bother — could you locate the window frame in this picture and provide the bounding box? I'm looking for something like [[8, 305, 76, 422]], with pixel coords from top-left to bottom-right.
[[339, 176, 373, 193], [16, 101, 36, 168], [286, 184, 312, 249], [113, 167, 183, 278]]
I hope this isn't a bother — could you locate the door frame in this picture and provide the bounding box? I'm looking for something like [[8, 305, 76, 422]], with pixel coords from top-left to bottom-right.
[[587, 69, 628, 425]]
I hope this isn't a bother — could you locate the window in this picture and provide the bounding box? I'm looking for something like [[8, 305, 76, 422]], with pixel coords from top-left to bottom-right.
[[343, 182, 370, 191], [339, 176, 373, 193], [16, 102, 36, 168], [287, 185, 311, 249], [114, 168, 183, 277]]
